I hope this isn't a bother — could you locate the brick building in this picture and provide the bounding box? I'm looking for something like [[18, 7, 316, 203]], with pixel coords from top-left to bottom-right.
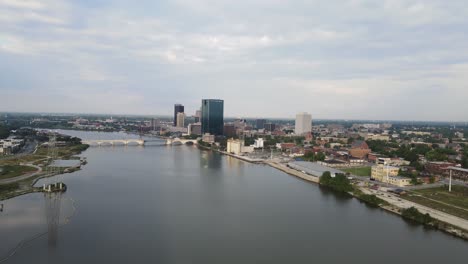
[[425, 162, 456, 176], [349, 140, 371, 159]]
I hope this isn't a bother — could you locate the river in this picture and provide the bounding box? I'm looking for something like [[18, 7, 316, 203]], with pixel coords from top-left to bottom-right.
[[0, 130, 466, 263]]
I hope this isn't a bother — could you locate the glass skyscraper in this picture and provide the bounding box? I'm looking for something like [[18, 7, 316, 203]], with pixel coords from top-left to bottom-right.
[[201, 99, 224, 136]]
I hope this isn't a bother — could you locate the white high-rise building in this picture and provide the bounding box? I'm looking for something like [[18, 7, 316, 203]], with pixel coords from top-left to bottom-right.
[[295, 112, 312, 135]]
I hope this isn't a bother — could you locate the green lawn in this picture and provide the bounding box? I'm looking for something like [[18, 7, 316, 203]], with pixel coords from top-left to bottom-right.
[[342, 167, 372, 177], [0, 155, 46, 166], [402, 186, 468, 220], [414, 186, 468, 209], [0, 165, 37, 180]]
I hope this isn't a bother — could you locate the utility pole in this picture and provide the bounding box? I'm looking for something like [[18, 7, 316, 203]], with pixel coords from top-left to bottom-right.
[[449, 169, 452, 192], [386, 162, 390, 183]]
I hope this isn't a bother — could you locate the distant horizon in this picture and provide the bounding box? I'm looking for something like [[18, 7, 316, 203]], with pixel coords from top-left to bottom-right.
[[1, 110, 467, 124]]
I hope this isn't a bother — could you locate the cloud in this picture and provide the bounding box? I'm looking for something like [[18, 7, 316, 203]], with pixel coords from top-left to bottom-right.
[[0, 0, 468, 121], [0, 0, 45, 10]]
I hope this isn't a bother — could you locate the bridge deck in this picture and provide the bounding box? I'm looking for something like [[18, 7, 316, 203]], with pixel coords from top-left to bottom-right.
[[83, 139, 145, 146]]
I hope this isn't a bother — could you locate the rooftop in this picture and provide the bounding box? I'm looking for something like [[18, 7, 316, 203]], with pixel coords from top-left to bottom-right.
[[447, 167, 468, 173], [288, 161, 345, 177]]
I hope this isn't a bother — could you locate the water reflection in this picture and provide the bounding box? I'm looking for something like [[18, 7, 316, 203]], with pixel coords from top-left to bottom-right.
[[317, 185, 353, 205], [44, 192, 63, 247], [199, 150, 222, 169], [2, 130, 467, 264]]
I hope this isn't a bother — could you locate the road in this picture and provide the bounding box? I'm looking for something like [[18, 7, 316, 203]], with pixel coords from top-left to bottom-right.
[[266, 161, 319, 183], [361, 188, 468, 231], [0, 164, 42, 185]]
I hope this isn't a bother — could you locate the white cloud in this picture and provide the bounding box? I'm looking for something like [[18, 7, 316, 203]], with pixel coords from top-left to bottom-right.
[[0, 0, 467, 121], [0, 0, 44, 10]]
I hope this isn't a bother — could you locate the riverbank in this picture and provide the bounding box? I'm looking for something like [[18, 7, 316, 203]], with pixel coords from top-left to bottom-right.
[[264, 161, 319, 183], [208, 148, 468, 241], [0, 143, 88, 201], [269, 159, 468, 240]]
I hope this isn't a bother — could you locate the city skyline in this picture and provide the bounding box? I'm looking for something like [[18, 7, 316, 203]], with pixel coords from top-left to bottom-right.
[[2, 1, 468, 121], [3, 109, 468, 124]]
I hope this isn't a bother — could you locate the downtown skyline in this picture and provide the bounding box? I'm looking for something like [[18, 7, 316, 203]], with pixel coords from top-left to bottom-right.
[[1, 0, 468, 121]]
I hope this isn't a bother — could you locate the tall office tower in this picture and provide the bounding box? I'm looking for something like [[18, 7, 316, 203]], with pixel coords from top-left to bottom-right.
[[174, 104, 184, 126], [151, 118, 160, 131], [194, 110, 202, 123], [176, 112, 186, 128], [264, 123, 276, 132], [256, 119, 267, 130], [295, 112, 312, 135], [223, 124, 236, 137], [201, 99, 224, 136]]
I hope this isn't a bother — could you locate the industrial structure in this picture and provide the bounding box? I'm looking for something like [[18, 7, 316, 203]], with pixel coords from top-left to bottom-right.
[[44, 133, 67, 246]]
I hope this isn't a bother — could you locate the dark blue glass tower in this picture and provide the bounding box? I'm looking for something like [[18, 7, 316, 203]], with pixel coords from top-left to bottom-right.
[[174, 104, 184, 126], [201, 99, 224, 136]]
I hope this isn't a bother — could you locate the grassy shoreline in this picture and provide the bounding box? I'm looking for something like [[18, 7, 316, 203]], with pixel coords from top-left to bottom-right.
[[0, 143, 89, 201]]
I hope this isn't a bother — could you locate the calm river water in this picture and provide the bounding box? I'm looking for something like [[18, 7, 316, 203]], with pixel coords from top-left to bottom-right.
[[0, 130, 467, 263]]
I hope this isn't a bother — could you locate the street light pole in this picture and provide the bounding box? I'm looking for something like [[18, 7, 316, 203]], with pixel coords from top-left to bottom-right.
[[449, 169, 452, 192], [386, 162, 390, 183]]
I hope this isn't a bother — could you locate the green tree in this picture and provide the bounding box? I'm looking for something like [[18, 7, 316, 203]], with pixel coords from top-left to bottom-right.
[[0, 125, 9, 139], [316, 152, 326, 161], [320, 171, 332, 186], [320, 172, 353, 193], [401, 207, 434, 225], [462, 155, 468, 169], [244, 137, 255, 146], [410, 177, 420, 185], [426, 149, 448, 161]]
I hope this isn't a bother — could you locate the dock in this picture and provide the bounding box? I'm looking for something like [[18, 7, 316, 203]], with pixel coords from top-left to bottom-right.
[[42, 182, 67, 193]]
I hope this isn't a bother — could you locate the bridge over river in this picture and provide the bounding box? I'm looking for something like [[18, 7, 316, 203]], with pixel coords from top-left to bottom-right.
[[82, 139, 145, 146], [82, 138, 197, 146], [165, 138, 198, 145]]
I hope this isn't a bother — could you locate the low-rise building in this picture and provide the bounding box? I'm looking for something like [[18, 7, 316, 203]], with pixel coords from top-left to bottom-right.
[[227, 139, 254, 155], [349, 140, 371, 159], [371, 165, 400, 182], [0, 139, 23, 155], [455, 132, 465, 139], [365, 134, 390, 141], [276, 143, 296, 151], [318, 159, 348, 168], [371, 165, 412, 187], [252, 138, 264, 148], [447, 167, 468, 182], [188, 123, 202, 136], [386, 176, 412, 187], [202, 133, 215, 143], [425, 162, 456, 176]]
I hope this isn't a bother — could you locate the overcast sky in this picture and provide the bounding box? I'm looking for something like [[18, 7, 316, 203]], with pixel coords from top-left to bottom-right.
[[1, 0, 467, 121]]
